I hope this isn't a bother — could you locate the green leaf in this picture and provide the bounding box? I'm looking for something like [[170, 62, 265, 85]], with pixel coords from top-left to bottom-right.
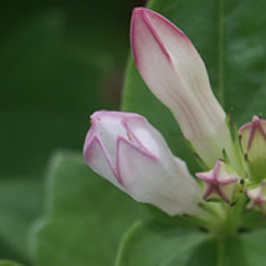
[[115, 220, 207, 266], [115, 220, 266, 266], [122, 0, 266, 172], [31, 151, 146, 266], [0, 240, 25, 265], [185, 236, 249, 266], [0, 178, 43, 263], [241, 228, 266, 266]]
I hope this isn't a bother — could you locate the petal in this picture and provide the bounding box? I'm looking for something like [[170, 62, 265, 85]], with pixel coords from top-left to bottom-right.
[[239, 116, 266, 155], [131, 8, 233, 168], [83, 136, 123, 189], [83, 111, 143, 188], [87, 111, 143, 166], [117, 138, 202, 216]]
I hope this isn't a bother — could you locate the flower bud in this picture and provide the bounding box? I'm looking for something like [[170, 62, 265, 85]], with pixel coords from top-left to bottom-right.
[[83, 110, 203, 216], [131, 8, 237, 168], [246, 182, 266, 213], [196, 160, 240, 204], [239, 116, 266, 182]]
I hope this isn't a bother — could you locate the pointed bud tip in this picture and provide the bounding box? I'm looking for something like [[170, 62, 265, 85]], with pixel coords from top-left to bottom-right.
[[130, 7, 170, 68], [131, 7, 188, 39], [252, 115, 260, 121], [130, 7, 191, 69], [239, 115, 266, 132], [132, 7, 149, 16]]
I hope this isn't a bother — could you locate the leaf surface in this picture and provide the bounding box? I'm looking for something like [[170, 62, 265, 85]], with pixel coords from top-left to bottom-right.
[[31, 152, 146, 266]]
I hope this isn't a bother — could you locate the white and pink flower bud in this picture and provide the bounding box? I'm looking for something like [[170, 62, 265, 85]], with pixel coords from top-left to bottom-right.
[[131, 8, 236, 168], [83, 110, 203, 216], [239, 116, 266, 182], [196, 160, 240, 204], [246, 183, 266, 213]]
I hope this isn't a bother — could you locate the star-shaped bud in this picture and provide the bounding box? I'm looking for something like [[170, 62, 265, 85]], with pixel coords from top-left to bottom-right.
[[196, 160, 240, 204], [239, 115, 266, 182], [246, 183, 266, 213]]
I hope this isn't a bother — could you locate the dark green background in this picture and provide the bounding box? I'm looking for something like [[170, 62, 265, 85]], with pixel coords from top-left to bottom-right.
[[0, 0, 144, 177]]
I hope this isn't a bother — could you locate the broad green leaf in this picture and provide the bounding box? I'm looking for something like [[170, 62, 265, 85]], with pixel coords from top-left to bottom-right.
[[184, 236, 249, 266], [115, 220, 207, 266], [241, 228, 266, 266], [115, 220, 266, 266], [31, 151, 146, 266], [0, 239, 25, 265], [0, 178, 43, 263], [122, 0, 266, 173]]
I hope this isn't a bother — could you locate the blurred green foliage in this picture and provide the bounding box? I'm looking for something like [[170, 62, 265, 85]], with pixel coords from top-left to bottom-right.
[[31, 152, 147, 266], [0, 261, 21, 266], [0, 0, 144, 177], [0, 0, 144, 264]]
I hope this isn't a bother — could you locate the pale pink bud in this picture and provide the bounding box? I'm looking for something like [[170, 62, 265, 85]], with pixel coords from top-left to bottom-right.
[[131, 8, 236, 168], [83, 110, 203, 216], [196, 160, 240, 204], [246, 183, 266, 213], [239, 115, 266, 181]]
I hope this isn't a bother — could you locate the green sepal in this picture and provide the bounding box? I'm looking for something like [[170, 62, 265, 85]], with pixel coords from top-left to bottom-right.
[[225, 112, 245, 176]]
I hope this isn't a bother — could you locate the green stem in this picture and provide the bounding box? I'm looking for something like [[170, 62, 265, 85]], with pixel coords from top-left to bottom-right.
[[214, 197, 246, 237]]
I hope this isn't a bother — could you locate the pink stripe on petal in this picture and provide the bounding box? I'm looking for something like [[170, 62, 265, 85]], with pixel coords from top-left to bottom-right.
[[116, 137, 159, 190], [84, 136, 123, 186], [130, 8, 232, 168], [131, 8, 172, 68]]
